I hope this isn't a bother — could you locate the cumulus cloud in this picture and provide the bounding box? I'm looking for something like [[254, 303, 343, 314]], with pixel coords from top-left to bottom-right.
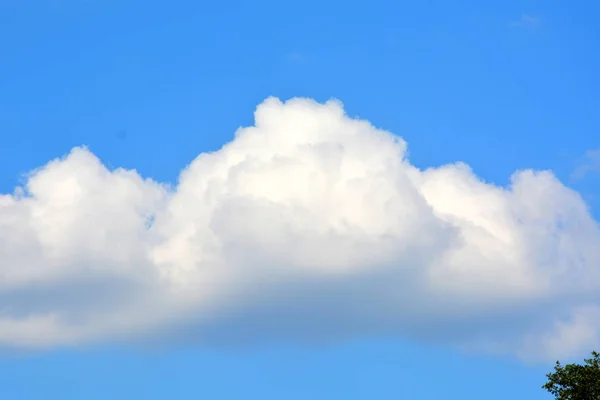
[[1, 97, 599, 360]]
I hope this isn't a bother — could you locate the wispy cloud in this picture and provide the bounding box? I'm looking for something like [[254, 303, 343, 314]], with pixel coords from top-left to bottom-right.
[[286, 52, 305, 62], [571, 148, 600, 182], [511, 14, 541, 29], [284, 52, 312, 66]]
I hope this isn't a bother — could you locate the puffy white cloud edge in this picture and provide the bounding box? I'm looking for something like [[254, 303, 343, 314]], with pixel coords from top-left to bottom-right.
[[1, 97, 599, 360]]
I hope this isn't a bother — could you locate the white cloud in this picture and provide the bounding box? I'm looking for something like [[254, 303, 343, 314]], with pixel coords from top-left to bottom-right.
[[1, 97, 599, 360], [511, 14, 541, 29], [571, 148, 600, 182]]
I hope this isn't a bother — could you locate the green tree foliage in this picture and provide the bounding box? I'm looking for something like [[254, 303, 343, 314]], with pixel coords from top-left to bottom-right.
[[543, 351, 600, 399]]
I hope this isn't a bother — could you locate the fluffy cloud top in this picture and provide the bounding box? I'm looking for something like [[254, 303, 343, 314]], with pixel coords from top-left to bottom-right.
[[1, 97, 599, 360]]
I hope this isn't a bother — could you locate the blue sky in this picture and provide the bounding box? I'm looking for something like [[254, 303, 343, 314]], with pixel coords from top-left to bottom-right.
[[1, 1, 599, 399]]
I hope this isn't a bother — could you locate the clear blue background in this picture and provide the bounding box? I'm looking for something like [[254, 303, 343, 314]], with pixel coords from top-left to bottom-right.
[[1, 1, 598, 398]]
